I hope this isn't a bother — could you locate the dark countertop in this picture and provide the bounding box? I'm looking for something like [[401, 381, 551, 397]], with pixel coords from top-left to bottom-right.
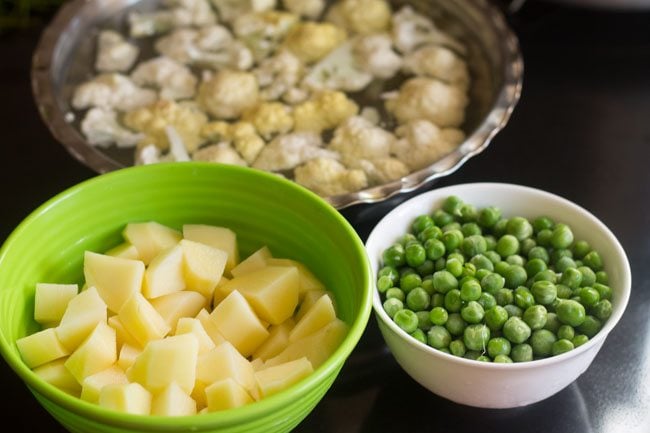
[[1, 1, 650, 432]]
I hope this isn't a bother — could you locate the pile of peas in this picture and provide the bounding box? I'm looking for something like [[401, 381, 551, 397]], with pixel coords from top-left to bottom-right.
[[377, 196, 614, 363]]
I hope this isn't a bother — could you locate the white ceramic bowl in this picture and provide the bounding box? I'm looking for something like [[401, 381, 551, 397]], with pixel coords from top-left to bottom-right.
[[365, 182, 631, 409]]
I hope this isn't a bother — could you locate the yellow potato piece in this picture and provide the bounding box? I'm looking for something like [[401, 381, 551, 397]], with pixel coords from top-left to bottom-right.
[[99, 382, 152, 415], [255, 357, 313, 398], [175, 317, 216, 355], [205, 378, 254, 412], [195, 308, 227, 346], [289, 294, 336, 342], [118, 293, 171, 347], [17, 328, 70, 369], [182, 224, 239, 274], [81, 365, 129, 404], [33, 358, 81, 396], [105, 242, 141, 260], [180, 239, 228, 299], [196, 341, 256, 398], [55, 286, 107, 351], [64, 321, 117, 384], [84, 251, 145, 313], [117, 343, 142, 372], [294, 289, 335, 321], [265, 258, 325, 298], [252, 319, 294, 361], [108, 315, 141, 350], [150, 290, 207, 333], [122, 221, 182, 265], [229, 246, 272, 278], [34, 283, 78, 325], [143, 244, 185, 299], [152, 382, 197, 416]]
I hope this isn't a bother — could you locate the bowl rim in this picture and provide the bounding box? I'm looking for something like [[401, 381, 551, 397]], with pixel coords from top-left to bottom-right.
[[30, 0, 524, 210], [366, 181, 632, 370], [0, 162, 374, 429]]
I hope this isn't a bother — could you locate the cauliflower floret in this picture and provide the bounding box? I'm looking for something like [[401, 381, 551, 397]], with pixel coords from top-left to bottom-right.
[[135, 143, 170, 165], [353, 33, 402, 80], [283, 21, 347, 64], [131, 57, 198, 100], [302, 40, 372, 93], [328, 116, 395, 165], [391, 6, 466, 54], [242, 102, 293, 139], [201, 121, 266, 163], [198, 70, 259, 119], [123, 99, 208, 152], [80, 107, 143, 148], [192, 142, 248, 165], [385, 77, 468, 128], [282, 0, 325, 18], [392, 119, 465, 171], [325, 0, 391, 35], [128, 0, 216, 38], [357, 157, 410, 184], [128, 11, 176, 38], [254, 49, 304, 101], [165, 0, 217, 27], [155, 26, 254, 71], [294, 157, 368, 196], [252, 132, 337, 171], [293, 90, 358, 133], [211, 0, 276, 22], [403, 44, 470, 88], [95, 30, 139, 73], [233, 11, 299, 61], [71, 74, 157, 111], [359, 106, 381, 125]]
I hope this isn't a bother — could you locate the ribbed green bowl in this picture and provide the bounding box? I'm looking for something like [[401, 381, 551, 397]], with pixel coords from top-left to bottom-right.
[[0, 162, 373, 433]]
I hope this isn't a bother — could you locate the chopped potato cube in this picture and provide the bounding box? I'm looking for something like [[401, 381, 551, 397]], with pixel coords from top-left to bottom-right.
[[34, 283, 78, 325], [254, 357, 313, 398], [122, 221, 182, 265], [205, 378, 254, 412], [182, 225, 239, 273], [99, 382, 151, 415], [152, 382, 197, 416], [64, 321, 117, 383], [17, 328, 70, 369]]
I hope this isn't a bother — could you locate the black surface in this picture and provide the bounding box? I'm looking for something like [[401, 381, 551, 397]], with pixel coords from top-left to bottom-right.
[[1, 1, 650, 432]]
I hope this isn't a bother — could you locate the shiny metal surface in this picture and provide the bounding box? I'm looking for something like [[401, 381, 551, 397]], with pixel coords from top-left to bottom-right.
[[31, 0, 523, 209]]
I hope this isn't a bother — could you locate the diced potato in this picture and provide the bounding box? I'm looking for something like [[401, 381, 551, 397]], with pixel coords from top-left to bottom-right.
[[108, 315, 141, 350], [230, 246, 272, 278], [175, 317, 216, 354], [254, 357, 313, 398], [64, 321, 117, 383], [182, 224, 239, 273], [196, 341, 256, 397], [289, 294, 336, 342], [33, 359, 81, 396], [196, 309, 226, 346], [142, 244, 185, 299], [150, 291, 207, 333], [127, 333, 198, 395], [55, 286, 107, 351], [205, 378, 254, 412], [117, 343, 142, 371], [81, 365, 129, 404], [180, 239, 228, 299], [294, 289, 335, 321], [216, 266, 299, 324], [99, 382, 152, 415], [209, 291, 269, 357], [252, 319, 294, 361], [265, 319, 348, 369], [34, 283, 78, 325], [84, 251, 145, 313], [122, 221, 182, 265], [17, 328, 70, 369], [265, 258, 325, 298], [152, 382, 197, 416], [105, 242, 141, 260], [118, 292, 171, 347], [249, 357, 266, 372]]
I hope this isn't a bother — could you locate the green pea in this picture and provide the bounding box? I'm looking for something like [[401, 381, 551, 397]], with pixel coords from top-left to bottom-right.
[[485, 305, 509, 331], [399, 234, 418, 246], [444, 289, 463, 313], [424, 238, 446, 261], [571, 240, 590, 258], [394, 309, 419, 333], [433, 209, 454, 227], [442, 222, 461, 233], [382, 243, 405, 267], [593, 283, 612, 301], [471, 254, 494, 272], [487, 337, 512, 358], [525, 258, 547, 277], [511, 343, 533, 362], [462, 222, 482, 237], [461, 301, 485, 324], [427, 325, 452, 349], [404, 242, 426, 268], [481, 273, 505, 295], [478, 206, 502, 228], [461, 263, 477, 279], [595, 271, 609, 285], [378, 266, 399, 284], [555, 256, 577, 274], [416, 311, 432, 331], [447, 252, 465, 264], [502, 316, 531, 344], [429, 306, 449, 326], [551, 224, 574, 249], [528, 246, 550, 263], [520, 238, 537, 256], [556, 284, 573, 299], [386, 287, 405, 302], [417, 225, 443, 243], [577, 315, 602, 338], [507, 217, 534, 241], [557, 324, 575, 340], [459, 203, 479, 223], [410, 328, 427, 344], [530, 329, 557, 357], [503, 265, 527, 289], [449, 339, 466, 357], [483, 250, 501, 265], [431, 293, 445, 308], [478, 292, 497, 311], [532, 269, 557, 284], [442, 229, 464, 252], [494, 354, 513, 363], [572, 334, 589, 347], [432, 270, 458, 294], [400, 267, 416, 278], [442, 195, 464, 215], [445, 313, 467, 336], [504, 304, 523, 318], [536, 229, 553, 247], [460, 279, 482, 302], [399, 273, 422, 292], [583, 251, 603, 271], [544, 312, 561, 333], [434, 257, 446, 271], [505, 255, 526, 267], [494, 260, 510, 276], [383, 298, 403, 318], [484, 235, 498, 251], [578, 286, 600, 307], [445, 258, 464, 278], [530, 280, 557, 305], [523, 304, 548, 330], [475, 268, 492, 282], [461, 235, 487, 257], [493, 218, 509, 237], [495, 288, 514, 306], [463, 324, 490, 351], [514, 286, 536, 309], [496, 234, 520, 258], [406, 287, 430, 311], [560, 267, 583, 289], [533, 216, 554, 233], [412, 215, 435, 234], [551, 339, 574, 356], [416, 259, 435, 276], [551, 248, 573, 265], [556, 299, 586, 327], [377, 275, 393, 293], [592, 299, 613, 321], [421, 278, 435, 295]]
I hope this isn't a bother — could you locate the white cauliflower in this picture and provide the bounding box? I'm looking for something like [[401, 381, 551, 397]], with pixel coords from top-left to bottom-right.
[[302, 40, 372, 93], [211, 0, 277, 22], [242, 102, 294, 139], [254, 49, 304, 101], [325, 0, 391, 35], [294, 157, 368, 196], [71, 74, 157, 111], [392, 119, 465, 170], [127, 0, 216, 38], [136, 143, 167, 165], [233, 11, 299, 61], [384, 77, 468, 128], [165, 0, 217, 27], [80, 107, 143, 148], [155, 26, 254, 71], [328, 116, 394, 165], [201, 121, 266, 163], [353, 33, 402, 80], [359, 106, 381, 125], [192, 142, 248, 165], [282, 0, 325, 18], [391, 6, 466, 54], [293, 90, 358, 133], [283, 21, 347, 64], [357, 157, 410, 184], [198, 70, 259, 119], [131, 57, 198, 100], [402, 44, 470, 88], [128, 11, 176, 38], [95, 30, 139, 73], [252, 132, 337, 171]]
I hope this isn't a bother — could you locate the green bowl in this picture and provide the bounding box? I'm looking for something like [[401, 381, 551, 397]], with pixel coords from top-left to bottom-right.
[[0, 162, 373, 432]]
